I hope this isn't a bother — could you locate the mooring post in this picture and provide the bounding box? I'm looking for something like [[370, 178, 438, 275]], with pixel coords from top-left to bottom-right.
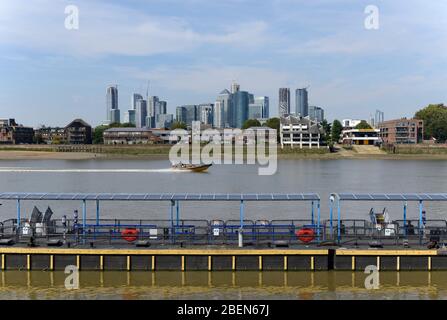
[[311, 201, 315, 225], [96, 200, 100, 226], [317, 200, 321, 243], [419, 200, 424, 245], [82, 200, 87, 245], [337, 198, 341, 244], [170, 200, 174, 242], [239, 200, 244, 248], [329, 195, 334, 239], [16, 199, 21, 236], [403, 201, 407, 236]]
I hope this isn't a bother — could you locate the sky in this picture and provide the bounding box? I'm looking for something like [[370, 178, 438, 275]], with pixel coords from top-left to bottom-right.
[[0, 0, 446, 127]]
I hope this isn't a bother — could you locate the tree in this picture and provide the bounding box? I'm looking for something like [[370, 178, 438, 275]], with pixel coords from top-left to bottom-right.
[[331, 120, 343, 143], [242, 119, 261, 129], [264, 118, 280, 131], [415, 104, 447, 142], [355, 120, 372, 130], [320, 119, 332, 144], [170, 121, 187, 130]]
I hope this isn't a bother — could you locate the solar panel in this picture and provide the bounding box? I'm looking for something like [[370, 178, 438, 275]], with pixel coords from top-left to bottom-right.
[[129, 194, 146, 200], [242, 194, 258, 200], [257, 194, 273, 200], [272, 194, 288, 201], [214, 194, 228, 200]]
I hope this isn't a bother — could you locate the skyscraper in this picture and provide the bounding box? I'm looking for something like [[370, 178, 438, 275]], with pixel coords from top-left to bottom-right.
[[215, 89, 232, 128], [309, 106, 324, 123], [131, 93, 143, 110], [135, 99, 147, 128], [255, 96, 269, 118], [232, 90, 249, 128], [231, 82, 240, 94], [106, 85, 120, 124], [176, 105, 198, 127], [199, 104, 214, 126], [295, 88, 308, 117], [279, 88, 290, 117], [147, 96, 159, 118], [213, 101, 224, 129]]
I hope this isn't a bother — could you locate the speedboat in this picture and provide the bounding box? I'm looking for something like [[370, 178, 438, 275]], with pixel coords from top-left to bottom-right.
[[171, 163, 212, 172]]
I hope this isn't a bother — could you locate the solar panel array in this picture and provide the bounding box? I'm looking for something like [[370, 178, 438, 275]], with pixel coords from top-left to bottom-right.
[[334, 193, 447, 201], [0, 192, 320, 201]]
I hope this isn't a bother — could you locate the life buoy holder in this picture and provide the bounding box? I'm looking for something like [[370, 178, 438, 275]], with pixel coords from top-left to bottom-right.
[[296, 228, 315, 243], [121, 228, 139, 242]]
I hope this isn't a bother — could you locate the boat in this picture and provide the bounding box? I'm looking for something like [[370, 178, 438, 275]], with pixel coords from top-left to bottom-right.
[[171, 163, 212, 172]]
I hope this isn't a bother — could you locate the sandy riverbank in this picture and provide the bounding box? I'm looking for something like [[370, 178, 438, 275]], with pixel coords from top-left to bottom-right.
[[2, 149, 447, 161]]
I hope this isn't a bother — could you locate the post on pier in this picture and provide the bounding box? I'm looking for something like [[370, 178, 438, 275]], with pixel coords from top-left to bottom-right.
[[419, 200, 424, 245], [239, 200, 244, 248], [311, 201, 315, 225], [170, 200, 175, 241], [317, 200, 321, 243], [16, 199, 21, 233], [403, 201, 407, 236], [337, 198, 341, 243], [96, 200, 100, 226], [329, 195, 335, 239], [176, 200, 180, 227], [82, 200, 87, 244]]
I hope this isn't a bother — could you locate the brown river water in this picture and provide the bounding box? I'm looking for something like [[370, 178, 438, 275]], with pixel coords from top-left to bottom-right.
[[0, 271, 445, 300]]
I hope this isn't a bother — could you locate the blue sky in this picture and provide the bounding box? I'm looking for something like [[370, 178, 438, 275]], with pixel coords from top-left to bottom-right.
[[0, 0, 446, 127]]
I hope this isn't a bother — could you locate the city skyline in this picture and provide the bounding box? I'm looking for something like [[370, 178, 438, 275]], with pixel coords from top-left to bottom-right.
[[1, 0, 446, 127]]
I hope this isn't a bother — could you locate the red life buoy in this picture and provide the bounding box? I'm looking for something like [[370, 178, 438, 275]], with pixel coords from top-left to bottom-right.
[[121, 228, 139, 242], [296, 228, 315, 243]]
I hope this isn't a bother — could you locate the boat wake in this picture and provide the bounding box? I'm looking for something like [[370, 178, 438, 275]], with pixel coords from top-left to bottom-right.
[[0, 168, 183, 173]]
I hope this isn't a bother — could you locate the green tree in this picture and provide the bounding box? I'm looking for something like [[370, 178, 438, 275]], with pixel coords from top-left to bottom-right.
[[264, 118, 280, 131], [355, 120, 372, 130], [320, 119, 332, 144], [331, 119, 343, 143], [242, 119, 261, 129], [170, 121, 187, 130], [415, 104, 447, 142]]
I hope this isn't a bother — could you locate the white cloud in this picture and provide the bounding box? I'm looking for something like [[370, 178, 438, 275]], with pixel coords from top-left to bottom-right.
[[0, 0, 269, 57]]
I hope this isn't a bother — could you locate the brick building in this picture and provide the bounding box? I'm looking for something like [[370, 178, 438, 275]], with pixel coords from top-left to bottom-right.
[[378, 118, 424, 144]]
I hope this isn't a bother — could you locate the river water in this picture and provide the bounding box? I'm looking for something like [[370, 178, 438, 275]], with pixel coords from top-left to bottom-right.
[[1, 159, 447, 222], [1, 158, 447, 300], [0, 271, 445, 300]]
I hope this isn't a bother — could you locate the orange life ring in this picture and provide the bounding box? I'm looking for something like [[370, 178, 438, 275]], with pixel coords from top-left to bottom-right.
[[296, 228, 315, 243], [121, 228, 139, 242]]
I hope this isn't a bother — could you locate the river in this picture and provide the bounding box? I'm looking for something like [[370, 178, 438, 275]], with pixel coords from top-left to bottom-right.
[[1, 158, 447, 300]]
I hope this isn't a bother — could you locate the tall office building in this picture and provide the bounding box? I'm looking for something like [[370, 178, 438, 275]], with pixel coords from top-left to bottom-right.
[[158, 101, 167, 115], [248, 103, 263, 120], [279, 88, 290, 117], [232, 90, 249, 128], [213, 101, 224, 128], [215, 89, 232, 128], [131, 93, 143, 110], [147, 96, 159, 118], [135, 99, 147, 128], [199, 104, 214, 126], [255, 96, 269, 118], [231, 82, 240, 94], [155, 114, 174, 129], [106, 85, 120, 124], [295, 88, 309, 117], [123, 110, 136, 125], [309, 106, 324, 123], [176, 105, 198, 127]]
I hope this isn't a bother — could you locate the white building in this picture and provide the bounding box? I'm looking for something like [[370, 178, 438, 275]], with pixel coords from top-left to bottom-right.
[[280, 115, 322, 149]]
